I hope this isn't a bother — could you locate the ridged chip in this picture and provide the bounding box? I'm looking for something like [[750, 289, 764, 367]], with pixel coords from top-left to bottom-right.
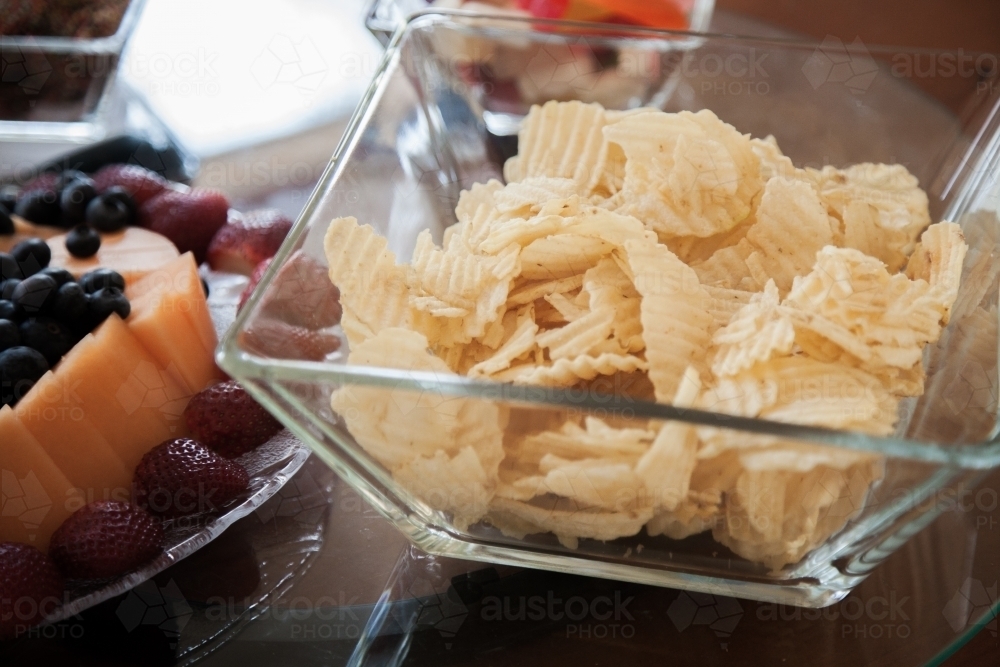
[[492, 352, 648, 387], [905, 221, 967, 324], [743, 178, 835, 294], [712, 280, 795, 377], [324, 217, 418, 344], [603, 109, 764, 238], [583, 258, 644, 353], [623, 238, 714, 401], [393, 447, 493, 530], [487, 496, 653, 542]]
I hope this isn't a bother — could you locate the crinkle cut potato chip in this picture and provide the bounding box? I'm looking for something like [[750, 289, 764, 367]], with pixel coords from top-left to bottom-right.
[[323, 101, 968, 571]]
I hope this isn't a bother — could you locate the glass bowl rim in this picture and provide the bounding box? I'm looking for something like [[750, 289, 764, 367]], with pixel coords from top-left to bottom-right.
[[219, 10, 1000, 472]]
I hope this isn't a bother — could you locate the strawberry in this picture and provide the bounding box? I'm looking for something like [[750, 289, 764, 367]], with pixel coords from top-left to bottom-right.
[[184, 381, 283, 458], [265, 251, 342, 329], [207, 209, 293, 276], [133, 438, 250, 517], [49, 501, 163, 580], [138, 188, 230, 263], [241, 319, 341, 361], [237, 257, 272, 312], [91, 164, 167, 206], [0, 542, 64, 640]]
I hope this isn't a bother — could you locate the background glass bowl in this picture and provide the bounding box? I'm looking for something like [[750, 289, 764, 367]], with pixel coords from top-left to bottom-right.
[[0, 0, 147, 141], [221, 12, 1000, 608]]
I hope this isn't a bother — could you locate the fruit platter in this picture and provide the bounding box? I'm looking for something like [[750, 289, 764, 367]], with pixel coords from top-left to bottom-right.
[[0, 159, 338, 638]]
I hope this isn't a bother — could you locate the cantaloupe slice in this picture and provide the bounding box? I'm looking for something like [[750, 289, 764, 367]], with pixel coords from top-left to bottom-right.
[[15, 372, 132, 503], [127, 253, 221, 392], [47, 226, 180, 286], [0, 405, 83, 550], [55, 315, 192, 473]]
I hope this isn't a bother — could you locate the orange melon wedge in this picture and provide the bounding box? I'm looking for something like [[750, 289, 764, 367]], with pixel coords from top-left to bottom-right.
[[0, 405, 84, 550]]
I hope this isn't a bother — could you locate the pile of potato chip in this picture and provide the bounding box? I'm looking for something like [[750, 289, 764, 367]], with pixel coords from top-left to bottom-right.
[[325, 101, 969, 570]]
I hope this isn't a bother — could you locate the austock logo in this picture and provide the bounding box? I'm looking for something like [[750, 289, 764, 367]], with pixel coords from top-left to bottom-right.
[[250, 35, 327, 94], [116, 360, 194, 427], [667, 591, 743, 650], [1, 40, 53, 99], [116, 579, 194, 647], [1, 469, 52, 543], [943, 578, 998, 638], [802, 36, 878, 94]]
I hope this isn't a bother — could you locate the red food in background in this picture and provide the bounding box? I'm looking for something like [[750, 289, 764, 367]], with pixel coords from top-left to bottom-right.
[[207, 209, 293, 276], [138, 188, 230, 263]]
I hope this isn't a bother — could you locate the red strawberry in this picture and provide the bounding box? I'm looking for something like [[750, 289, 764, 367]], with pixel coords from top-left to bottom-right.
[[241, 319, 341, 361], [265, 251, 342, 329], [49, 501, 163, 580], [91, 164, 167, 206], [238, 257, 272, 312], [138, 188, 230, 263], [207, 209, 293, 276], [133, 438, 250, 517], [0, 542, 64, 640], [184, 381, 283, 458]]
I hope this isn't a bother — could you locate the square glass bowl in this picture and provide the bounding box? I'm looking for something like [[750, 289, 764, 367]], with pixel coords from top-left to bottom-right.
[[221, 12, 1000, 607], [0, 0, 147, 140], [365, 0, 716, 46]]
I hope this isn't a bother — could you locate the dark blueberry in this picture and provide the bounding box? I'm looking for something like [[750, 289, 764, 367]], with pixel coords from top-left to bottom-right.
[[0, 204, 13, 236], [89, 286, 130, 325], [79, 268, 125, 294], [0, 299, 18, 321], [1, 253, 22, 281], [37, 267, 74, 287], [201, 278, 210, 297], [0, 346, 49, 408], [52, 281, 89, 325], [55, 170, 88, 192], [11, 238, 51, 275], [1, 279, 19, 300], [103, 186, 137, 216], [13, 190, 62, 227], [65, 224, 101, 259], [60, 178, 98, 222], [85, 191, 133, 233], [0, 319, 18, 352], [0, 185, 19, 212], [11, 274, 58, 314], [19, 317, 75, 365]]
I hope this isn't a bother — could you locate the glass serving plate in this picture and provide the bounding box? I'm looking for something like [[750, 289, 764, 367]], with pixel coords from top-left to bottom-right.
[[220, 12, 1000, 608], [42, 270, 312, 625], [0, 0, 147, 141]]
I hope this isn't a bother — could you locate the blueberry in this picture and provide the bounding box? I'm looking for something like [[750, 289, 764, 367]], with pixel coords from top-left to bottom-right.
[[65, 224, 101, 259], [0, 205, 13, 236], [1, 279, 19, 300], [79, 268, 125, 294], [14, 190, 62, 227], [19, 317, 75, 365], [0, 299, 18, 321], [11, 238, 51, 275], [201, 278, 210, 297], [0, 319, 18, 352], [0, 346, 49, 408], [85, 191, 133, 233], [89, 286, 130, 325], [0, 185, 19, 212], [37, 267, 74, 287], [52, 281, 89, 325], [55, 170, 88, 192], [1, 253, 22, 281], [11, 274, 58, 315], [60, 178, 98, 223]]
